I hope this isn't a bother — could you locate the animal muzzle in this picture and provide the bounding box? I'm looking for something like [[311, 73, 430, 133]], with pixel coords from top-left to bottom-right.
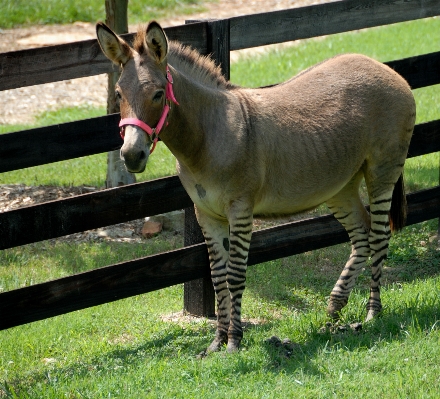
[[120, 126, 149, 173]]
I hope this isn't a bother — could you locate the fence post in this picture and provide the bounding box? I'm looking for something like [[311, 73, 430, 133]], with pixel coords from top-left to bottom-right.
[[105, 0, 136, 188], [183, 19, 230, 317]]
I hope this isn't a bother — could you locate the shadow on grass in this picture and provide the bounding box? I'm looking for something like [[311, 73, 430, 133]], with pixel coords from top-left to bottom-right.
[[0, 320, 277, 397], [3, 291, 438, 396]]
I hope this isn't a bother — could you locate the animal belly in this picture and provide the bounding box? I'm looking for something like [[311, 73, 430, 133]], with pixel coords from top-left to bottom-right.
[[253, 195, 322, 217], [253, 178, 348, 218]]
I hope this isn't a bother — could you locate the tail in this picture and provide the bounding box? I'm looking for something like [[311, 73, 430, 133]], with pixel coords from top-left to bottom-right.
[[389, 173, 407, 233]]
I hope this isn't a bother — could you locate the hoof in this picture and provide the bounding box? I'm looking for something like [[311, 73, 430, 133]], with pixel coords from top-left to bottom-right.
[[206, 337, 226, 354], [205, 329, 228, 354], [327, 297, 348, 320], [226, 339, 241, 353], [365, 302, 382, 322], [327, 305, 343, 321], [365, 308, 381, 322]]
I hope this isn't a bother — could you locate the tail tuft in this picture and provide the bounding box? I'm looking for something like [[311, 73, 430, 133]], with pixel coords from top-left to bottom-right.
[[389, 174, 407, 233]]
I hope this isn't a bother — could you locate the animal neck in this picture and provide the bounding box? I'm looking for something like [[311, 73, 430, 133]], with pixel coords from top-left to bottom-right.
[[159, 67, 230, 172]]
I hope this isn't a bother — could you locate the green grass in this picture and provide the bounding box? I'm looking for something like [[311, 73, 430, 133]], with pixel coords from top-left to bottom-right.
[[0, 0, 212, 29], [1, 15, 440, 399], [1, 220, 439, 398]]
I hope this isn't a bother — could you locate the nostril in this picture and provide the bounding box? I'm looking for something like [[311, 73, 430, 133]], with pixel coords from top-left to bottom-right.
[[120, 146, 147, 172], [139, 151, 147, 161]]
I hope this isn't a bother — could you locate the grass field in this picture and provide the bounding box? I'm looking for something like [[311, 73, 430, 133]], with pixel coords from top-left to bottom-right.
[[1, 11, 440, 399], [1, 222, 439, 398], [0, 0, 211, 29]]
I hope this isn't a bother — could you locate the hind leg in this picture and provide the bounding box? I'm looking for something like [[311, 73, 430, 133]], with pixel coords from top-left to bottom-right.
[[326, 171, 371, 319], [364, 191, 393, 321], [364, 161, 406, 320]]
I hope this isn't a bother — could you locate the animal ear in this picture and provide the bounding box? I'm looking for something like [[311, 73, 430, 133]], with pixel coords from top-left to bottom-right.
[[96, 22, 132, 66], [145, 21, 168, 64]]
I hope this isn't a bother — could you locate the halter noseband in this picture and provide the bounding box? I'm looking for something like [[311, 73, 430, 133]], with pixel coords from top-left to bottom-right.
[[119, 65, 179, 154]]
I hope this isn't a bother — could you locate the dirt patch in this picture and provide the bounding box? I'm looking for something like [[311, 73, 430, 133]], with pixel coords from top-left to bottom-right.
[[0, 184, 98, 212], [160, 310, 269, 328]]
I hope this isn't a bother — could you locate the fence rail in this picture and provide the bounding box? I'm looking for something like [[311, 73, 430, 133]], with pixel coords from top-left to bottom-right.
[[1, 0, 439, 329]]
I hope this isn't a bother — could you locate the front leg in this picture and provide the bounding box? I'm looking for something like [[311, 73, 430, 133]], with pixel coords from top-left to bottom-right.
[[196, 205, 253, 353], [195, 207, 231, 353]]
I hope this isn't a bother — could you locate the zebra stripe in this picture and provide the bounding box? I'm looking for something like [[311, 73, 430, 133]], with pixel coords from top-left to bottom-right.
[[364, 190, 395, 321], [224, 216, 253, 352], [326, 194, 372, 319]]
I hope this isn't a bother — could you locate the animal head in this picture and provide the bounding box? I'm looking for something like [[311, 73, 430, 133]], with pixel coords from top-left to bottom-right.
[[96, 21, 170, 173]]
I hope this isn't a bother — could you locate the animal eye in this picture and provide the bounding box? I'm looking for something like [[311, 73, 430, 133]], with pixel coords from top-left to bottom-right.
[[153, 91, 164, 102], [115, 90, 122, 100]]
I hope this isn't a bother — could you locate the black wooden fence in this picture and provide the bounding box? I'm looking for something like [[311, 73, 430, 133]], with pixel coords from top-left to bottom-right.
[[1, 0, 440, 330]]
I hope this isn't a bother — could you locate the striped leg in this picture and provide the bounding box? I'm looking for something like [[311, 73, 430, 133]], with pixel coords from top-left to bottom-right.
[[196, 206, 253, 353], [365, 192, 392, 321], [195, 208, 231, 353], [326, 171, 371, 319], [226, 211, 253, 352], [364, 159, 407, 320]]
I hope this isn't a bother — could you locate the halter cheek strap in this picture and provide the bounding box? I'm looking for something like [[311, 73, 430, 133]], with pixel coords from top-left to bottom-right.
[[119, 65, 179, 154]]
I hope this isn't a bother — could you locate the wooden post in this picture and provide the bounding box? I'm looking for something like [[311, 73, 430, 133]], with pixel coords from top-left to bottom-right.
[[207, 19, 231, 80], [183, 207, 215, 316], [183, 19, 230, 317], [105, 0, 136, 188]]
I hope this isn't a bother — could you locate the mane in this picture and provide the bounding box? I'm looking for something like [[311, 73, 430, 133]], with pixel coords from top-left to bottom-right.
[[133, 26, 236, 90]]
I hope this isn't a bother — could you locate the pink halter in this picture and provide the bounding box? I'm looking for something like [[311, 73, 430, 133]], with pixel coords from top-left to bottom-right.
[[119, 65, 179, 154]]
